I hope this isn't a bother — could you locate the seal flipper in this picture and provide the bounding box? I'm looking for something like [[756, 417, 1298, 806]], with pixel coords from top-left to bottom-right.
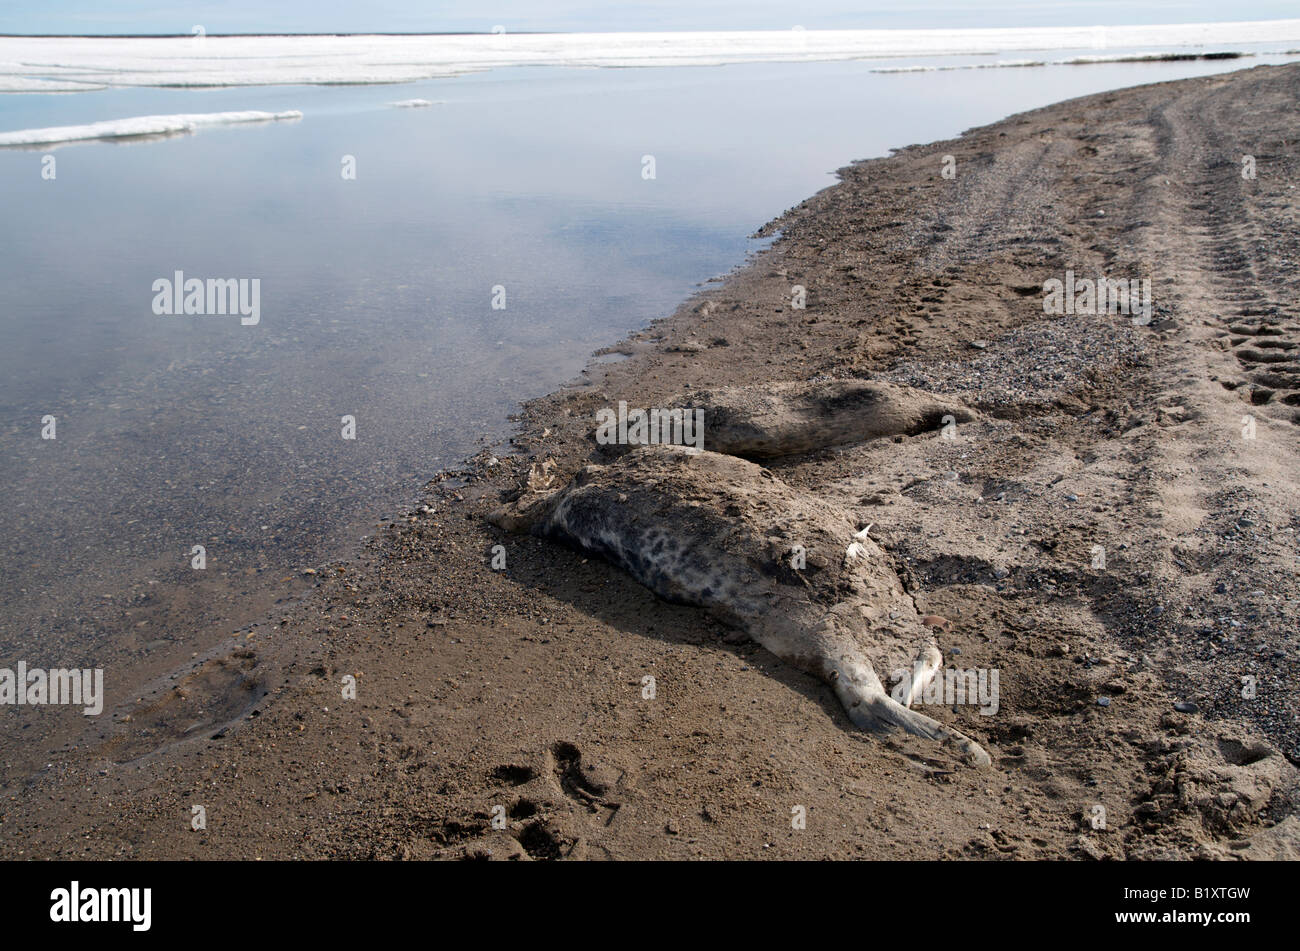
[[901, 645, 942, 708], [750, 613, 991, 768], [834, 673, 993, 767]]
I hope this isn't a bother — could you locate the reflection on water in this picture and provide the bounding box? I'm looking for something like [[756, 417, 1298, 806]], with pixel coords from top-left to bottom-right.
[[0, 54, 1284, 686]]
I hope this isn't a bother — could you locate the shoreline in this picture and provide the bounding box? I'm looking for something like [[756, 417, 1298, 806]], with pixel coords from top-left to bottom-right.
[[4, 62, 1300, 859]]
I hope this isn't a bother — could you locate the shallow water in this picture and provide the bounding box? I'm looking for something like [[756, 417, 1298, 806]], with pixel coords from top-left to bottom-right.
[[0, 52, 1292, 677]]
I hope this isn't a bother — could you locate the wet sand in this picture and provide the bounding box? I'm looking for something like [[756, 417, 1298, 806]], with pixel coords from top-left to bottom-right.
[[4, 62, 1299, 860]]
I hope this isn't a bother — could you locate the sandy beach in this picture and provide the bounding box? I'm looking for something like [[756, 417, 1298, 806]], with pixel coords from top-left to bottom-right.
[[3, 61, 1299, 861]]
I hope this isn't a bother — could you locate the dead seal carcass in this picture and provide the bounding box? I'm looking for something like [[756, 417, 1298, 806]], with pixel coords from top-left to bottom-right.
[[672, 379, 977, 459], [491, 444, 990, 765]]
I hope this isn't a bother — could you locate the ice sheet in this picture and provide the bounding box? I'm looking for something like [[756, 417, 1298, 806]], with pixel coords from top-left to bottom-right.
[[2, 21, 1298, 93], [0, 110, 303, 147]]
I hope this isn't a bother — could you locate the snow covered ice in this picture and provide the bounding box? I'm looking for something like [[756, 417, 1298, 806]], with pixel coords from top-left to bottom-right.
[[2, 20, 1298, 93], [0, 110, 303, 148]]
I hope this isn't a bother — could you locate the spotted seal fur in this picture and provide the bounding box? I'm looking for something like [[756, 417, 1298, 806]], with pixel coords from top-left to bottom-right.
[[491, 444, 991, 766]]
